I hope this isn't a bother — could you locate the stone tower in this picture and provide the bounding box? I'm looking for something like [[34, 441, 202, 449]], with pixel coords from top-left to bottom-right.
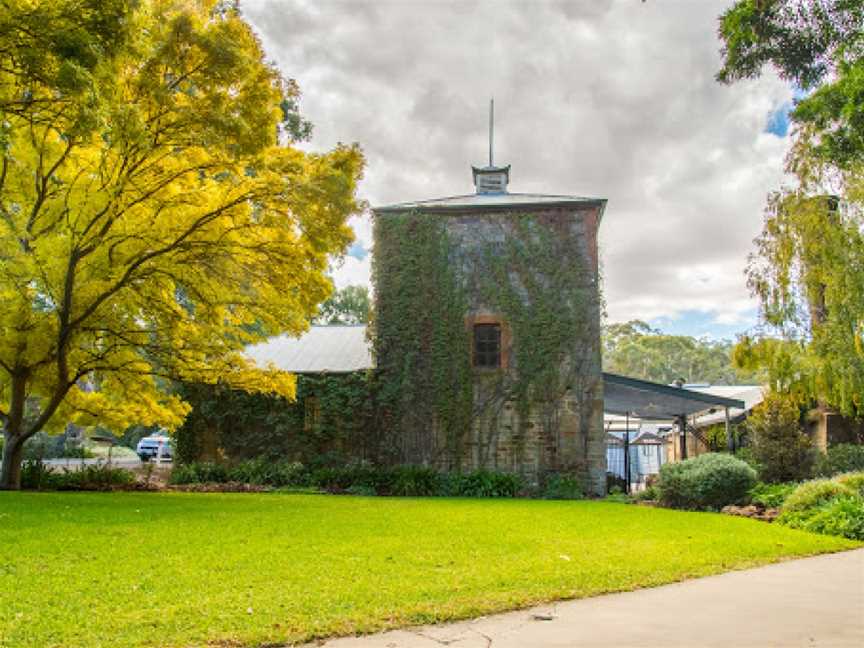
[[372, 146, 607, 495]]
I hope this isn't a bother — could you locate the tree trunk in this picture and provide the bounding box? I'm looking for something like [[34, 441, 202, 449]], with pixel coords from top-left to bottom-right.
[[0, 433, 25, 490]]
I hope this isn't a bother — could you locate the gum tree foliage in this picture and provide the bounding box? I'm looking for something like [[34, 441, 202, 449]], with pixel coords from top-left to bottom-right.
[[717, 0, 864, 167], [716, 0, 863, 90], [603, 320, 763, 385], [315, 285, 370, 325], [0, 0, 364, 488], [718, 0, 864, 418]]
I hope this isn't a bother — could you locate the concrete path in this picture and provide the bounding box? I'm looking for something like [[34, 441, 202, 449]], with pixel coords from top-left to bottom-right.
[[310, 549, 864, 648]]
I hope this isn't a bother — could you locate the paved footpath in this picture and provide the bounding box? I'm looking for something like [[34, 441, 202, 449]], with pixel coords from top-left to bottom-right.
[[309, 549, 864, 648]]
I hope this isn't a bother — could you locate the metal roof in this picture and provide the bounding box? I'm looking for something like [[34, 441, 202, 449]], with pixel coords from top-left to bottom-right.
[[690, 385, 765, 427], [603, 372, 746, 419], [374, 192, 607, 214], [245, 325, 373, 374]]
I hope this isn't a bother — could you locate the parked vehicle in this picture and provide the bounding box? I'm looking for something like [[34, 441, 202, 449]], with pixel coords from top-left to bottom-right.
[[136, 435, 173, 462]]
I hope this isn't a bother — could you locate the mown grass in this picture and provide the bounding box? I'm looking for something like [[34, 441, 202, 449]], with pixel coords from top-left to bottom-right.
[[0, 492, 857, 647]]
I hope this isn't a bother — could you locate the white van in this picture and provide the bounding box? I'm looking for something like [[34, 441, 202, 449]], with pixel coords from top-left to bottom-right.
[[136, 435, 173, 461]]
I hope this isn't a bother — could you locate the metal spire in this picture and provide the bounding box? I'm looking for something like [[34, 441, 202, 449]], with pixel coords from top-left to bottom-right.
[[472, 97, 508, 194], [488, 98, 494, 167]]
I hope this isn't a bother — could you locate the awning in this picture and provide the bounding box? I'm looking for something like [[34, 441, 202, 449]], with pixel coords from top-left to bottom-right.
[[603, 372, 745, 420]]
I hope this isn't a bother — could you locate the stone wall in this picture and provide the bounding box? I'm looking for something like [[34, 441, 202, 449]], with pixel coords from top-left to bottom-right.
[[373, 203, 606, 494]]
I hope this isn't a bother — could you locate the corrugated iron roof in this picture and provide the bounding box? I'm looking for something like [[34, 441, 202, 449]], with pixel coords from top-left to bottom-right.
[[690, 385, 765, 427], [245, 325, 373, 374], [374, 192, 606, 213]]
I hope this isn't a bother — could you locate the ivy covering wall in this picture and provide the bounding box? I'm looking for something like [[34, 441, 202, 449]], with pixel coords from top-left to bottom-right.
[[472, 216, 601, 474], [372, 208, 604, 485], [174, 373, 374, 465], [371, 213, 473, 467]]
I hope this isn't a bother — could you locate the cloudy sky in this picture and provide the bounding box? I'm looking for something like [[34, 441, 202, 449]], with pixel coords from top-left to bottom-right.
[[241, 0, 795, 339]]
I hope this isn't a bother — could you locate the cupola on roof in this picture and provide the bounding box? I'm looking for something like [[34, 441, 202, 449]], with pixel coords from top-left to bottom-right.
[[472, 164, 510, 194]]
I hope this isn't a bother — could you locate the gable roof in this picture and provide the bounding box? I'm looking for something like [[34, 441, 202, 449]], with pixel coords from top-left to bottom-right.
[[245, 325, 373, 374]]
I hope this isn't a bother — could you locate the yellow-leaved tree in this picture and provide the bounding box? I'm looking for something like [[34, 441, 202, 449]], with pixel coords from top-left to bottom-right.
[[0, 0, 364, 488]]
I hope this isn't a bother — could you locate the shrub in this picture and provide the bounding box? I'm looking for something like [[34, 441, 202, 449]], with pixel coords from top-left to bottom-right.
[[389, 466, 444, 497], [227, 458, 310, 487], [310, 465, 379, 493], [541, 473, 584, 500], [63, 463, 134, 490], [775, 472, 864, 541], [272, 461, 310, 487], [834, 471, 864, 497], [747, 391, 815, 483], [780, 479, 855, 513], [171, 460, 310, 488], [605, 486, 629, 503], [734, 447, 761, 473], [779, 496, 864, 540], [632, 485, 658, 502], [20, 460, 54, 490], [814, 444, 864, 477], [21, 460, 134, 491], [447, 469, 525, 498], [749, 482, 798, 508], [170, 462, 229, 485], [226, 458, 272, 485], [657, 453, 757, 510], [21, 432, 67, 460]]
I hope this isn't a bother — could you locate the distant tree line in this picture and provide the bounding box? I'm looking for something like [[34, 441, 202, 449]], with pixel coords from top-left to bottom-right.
[[603, 320, 763, 385]]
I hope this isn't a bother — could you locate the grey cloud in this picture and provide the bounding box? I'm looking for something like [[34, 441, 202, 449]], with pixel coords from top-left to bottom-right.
[[242, 0, 792, 331]]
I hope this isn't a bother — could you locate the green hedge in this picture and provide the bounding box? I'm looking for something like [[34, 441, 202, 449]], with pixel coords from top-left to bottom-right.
[[657, 453, 757, 510]]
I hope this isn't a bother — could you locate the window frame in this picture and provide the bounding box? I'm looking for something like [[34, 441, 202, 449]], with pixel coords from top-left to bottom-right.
[[473, 322, 502, 369]]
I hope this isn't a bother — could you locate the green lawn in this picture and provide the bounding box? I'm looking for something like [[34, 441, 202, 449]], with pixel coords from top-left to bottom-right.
[[0, 493, 857, 647]]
